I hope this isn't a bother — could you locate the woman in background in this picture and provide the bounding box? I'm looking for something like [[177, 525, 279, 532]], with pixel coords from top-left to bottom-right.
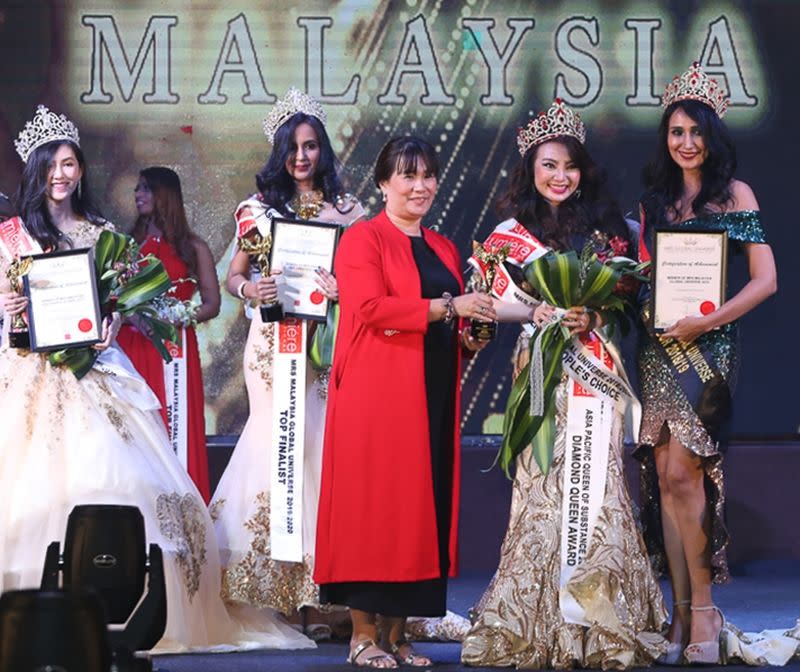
[[117, 166, 220, 501]]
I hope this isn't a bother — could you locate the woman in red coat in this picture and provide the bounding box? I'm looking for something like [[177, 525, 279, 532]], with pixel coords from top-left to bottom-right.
[[314, 137, 495, 667]]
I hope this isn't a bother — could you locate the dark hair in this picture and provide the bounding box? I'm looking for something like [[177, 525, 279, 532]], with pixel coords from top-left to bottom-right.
[[13, 140, 103, 250], [373, 136, 440, 187], [132, 167, 199, 277], [496, 135, 630, 251], [255, 113, 343, 215], [641, 99, 737, 228]]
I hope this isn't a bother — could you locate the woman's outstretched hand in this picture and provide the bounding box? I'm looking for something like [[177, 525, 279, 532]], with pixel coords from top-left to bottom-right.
[[453, 292, 496, 322]]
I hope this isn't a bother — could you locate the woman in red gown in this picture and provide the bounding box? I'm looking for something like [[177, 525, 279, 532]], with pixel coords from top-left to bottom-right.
[[117, 167, 221, 501]]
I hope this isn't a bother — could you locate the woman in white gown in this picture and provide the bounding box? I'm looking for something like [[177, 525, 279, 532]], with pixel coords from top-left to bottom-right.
[[0, 105, 312, 653], [211, 88, 364, 637]]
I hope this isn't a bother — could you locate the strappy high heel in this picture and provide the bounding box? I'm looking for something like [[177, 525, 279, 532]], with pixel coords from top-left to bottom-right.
[[684, 605, 727, 665], [658, 600, 690, 665]]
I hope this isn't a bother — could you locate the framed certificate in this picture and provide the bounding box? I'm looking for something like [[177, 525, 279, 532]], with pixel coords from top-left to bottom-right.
[[651, 228, 728, 332], [22, 247, 103, 351], [269, 217, 341, 321]]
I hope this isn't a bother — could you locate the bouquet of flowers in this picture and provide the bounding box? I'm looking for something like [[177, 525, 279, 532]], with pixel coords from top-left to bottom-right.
[[149, 279, 200, 328], [49, 230, 178, 378], [498, 232, 648, 476]]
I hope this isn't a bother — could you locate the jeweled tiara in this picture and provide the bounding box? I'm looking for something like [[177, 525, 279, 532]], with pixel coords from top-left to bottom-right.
[[662, 62, 729, 118], [262, 87, 327, 144], [15, 105, 81, 164], [516, 99, 586, 157]]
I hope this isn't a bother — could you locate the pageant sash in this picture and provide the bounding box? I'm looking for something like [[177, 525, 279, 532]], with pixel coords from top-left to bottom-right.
[[558, 336, 617, 625], [163, 327, 189, 469], [467, 218, 548, 305], [0, 217, 43, 261], [94, 345, 162, 412], [648, 332, 731, 442], [269, 318, 307, 562]]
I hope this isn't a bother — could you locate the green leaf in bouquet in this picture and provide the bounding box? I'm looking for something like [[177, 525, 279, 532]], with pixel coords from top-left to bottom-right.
[[579, 260, 620, 306], [546, 250, 580, 307], [48, 346, 98, 380], [309, 303, 340, 370], [531, 411, 556, 475], [135, 314, 177, 363], [523, 254, 559, 306], [116, 261, 172, 311]]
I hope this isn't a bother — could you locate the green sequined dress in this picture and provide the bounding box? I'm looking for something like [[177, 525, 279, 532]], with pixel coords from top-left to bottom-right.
[[634, 210, 767, 584]]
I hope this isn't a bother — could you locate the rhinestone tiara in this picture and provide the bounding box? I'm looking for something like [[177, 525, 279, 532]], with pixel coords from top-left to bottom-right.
[[14, 105, 81, 164], [262, 87, 327, 144], [662, 62, 729, 118], [516, 99, 586, 157]]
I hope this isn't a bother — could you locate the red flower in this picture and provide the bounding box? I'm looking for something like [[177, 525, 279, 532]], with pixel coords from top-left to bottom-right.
[[609, 236, 629, 257]]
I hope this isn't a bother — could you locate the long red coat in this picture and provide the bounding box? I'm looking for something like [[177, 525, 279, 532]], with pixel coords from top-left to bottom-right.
[[314, 210, 464, 584]]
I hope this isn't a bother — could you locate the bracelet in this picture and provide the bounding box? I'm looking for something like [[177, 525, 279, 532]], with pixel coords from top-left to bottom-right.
[[236, 280, 249, 300], [442, 292, 455, 324]]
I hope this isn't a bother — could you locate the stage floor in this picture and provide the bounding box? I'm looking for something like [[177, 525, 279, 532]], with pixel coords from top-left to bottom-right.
[[155, 560, 800, 671]]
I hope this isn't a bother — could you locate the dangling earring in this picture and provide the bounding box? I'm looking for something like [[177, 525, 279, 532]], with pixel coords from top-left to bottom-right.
[[77, 181, 82, 200], [573, 188, 581, 200], [381, 191, 387, 202]]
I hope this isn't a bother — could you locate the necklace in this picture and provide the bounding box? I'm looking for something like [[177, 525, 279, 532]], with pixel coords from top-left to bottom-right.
[[290, 189, 324, 220]]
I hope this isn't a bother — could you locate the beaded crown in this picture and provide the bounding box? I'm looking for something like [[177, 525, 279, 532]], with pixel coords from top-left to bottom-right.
[[262, 87, 327, 144], [662, 62, 729, 118], [516, 99, 586, 157], [15, 105, 81, 163]]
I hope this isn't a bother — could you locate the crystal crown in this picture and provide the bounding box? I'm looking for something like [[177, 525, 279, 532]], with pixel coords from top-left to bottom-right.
[[15, 105, 81, 163], [262, 87, 327, 144]]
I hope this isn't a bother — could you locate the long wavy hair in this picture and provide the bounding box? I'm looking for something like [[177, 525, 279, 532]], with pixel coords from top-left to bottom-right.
[[13, 140, 103, 250], [496, 135, 630, 252], [255, 113, 343, 216], [132, 167, 199, 278], [641, 99, 737, 228]]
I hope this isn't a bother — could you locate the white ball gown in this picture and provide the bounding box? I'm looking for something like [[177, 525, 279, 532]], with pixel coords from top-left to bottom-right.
[[0, 219, 313, 653]]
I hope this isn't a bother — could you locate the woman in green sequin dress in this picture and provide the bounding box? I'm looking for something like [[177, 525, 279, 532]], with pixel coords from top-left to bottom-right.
[[635, 64, 777, 665]]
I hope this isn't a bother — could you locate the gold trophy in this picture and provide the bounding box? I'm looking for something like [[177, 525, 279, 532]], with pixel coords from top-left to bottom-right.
[[470, 241, 510, 341], [238, 231, 284, 323], [6, 256, 32, 348]]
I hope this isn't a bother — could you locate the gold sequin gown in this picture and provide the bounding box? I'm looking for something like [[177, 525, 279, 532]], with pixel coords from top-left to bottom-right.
[[0, 220, 312, 653], [462, 333, 667, 669], [211, 198, 364, 615]]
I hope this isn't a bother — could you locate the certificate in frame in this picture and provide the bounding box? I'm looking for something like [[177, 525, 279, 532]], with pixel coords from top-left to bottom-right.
[[23, 247, 103, 351], [269, 217, 341, 322], [650, 228, 728, 332]]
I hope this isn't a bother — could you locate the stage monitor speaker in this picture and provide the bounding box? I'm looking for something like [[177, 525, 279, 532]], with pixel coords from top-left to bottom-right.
[[41, 504, 167, 656], [0, 588, 112, 672]]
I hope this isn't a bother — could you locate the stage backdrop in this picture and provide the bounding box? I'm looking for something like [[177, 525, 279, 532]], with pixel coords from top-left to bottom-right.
[[0, 0, 796, 437]]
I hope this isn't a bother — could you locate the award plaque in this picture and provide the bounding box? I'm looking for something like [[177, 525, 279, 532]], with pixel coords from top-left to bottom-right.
[[651, 228, 728, 332], [269, 217, 341, 322], [22, 247, 102, 351]]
